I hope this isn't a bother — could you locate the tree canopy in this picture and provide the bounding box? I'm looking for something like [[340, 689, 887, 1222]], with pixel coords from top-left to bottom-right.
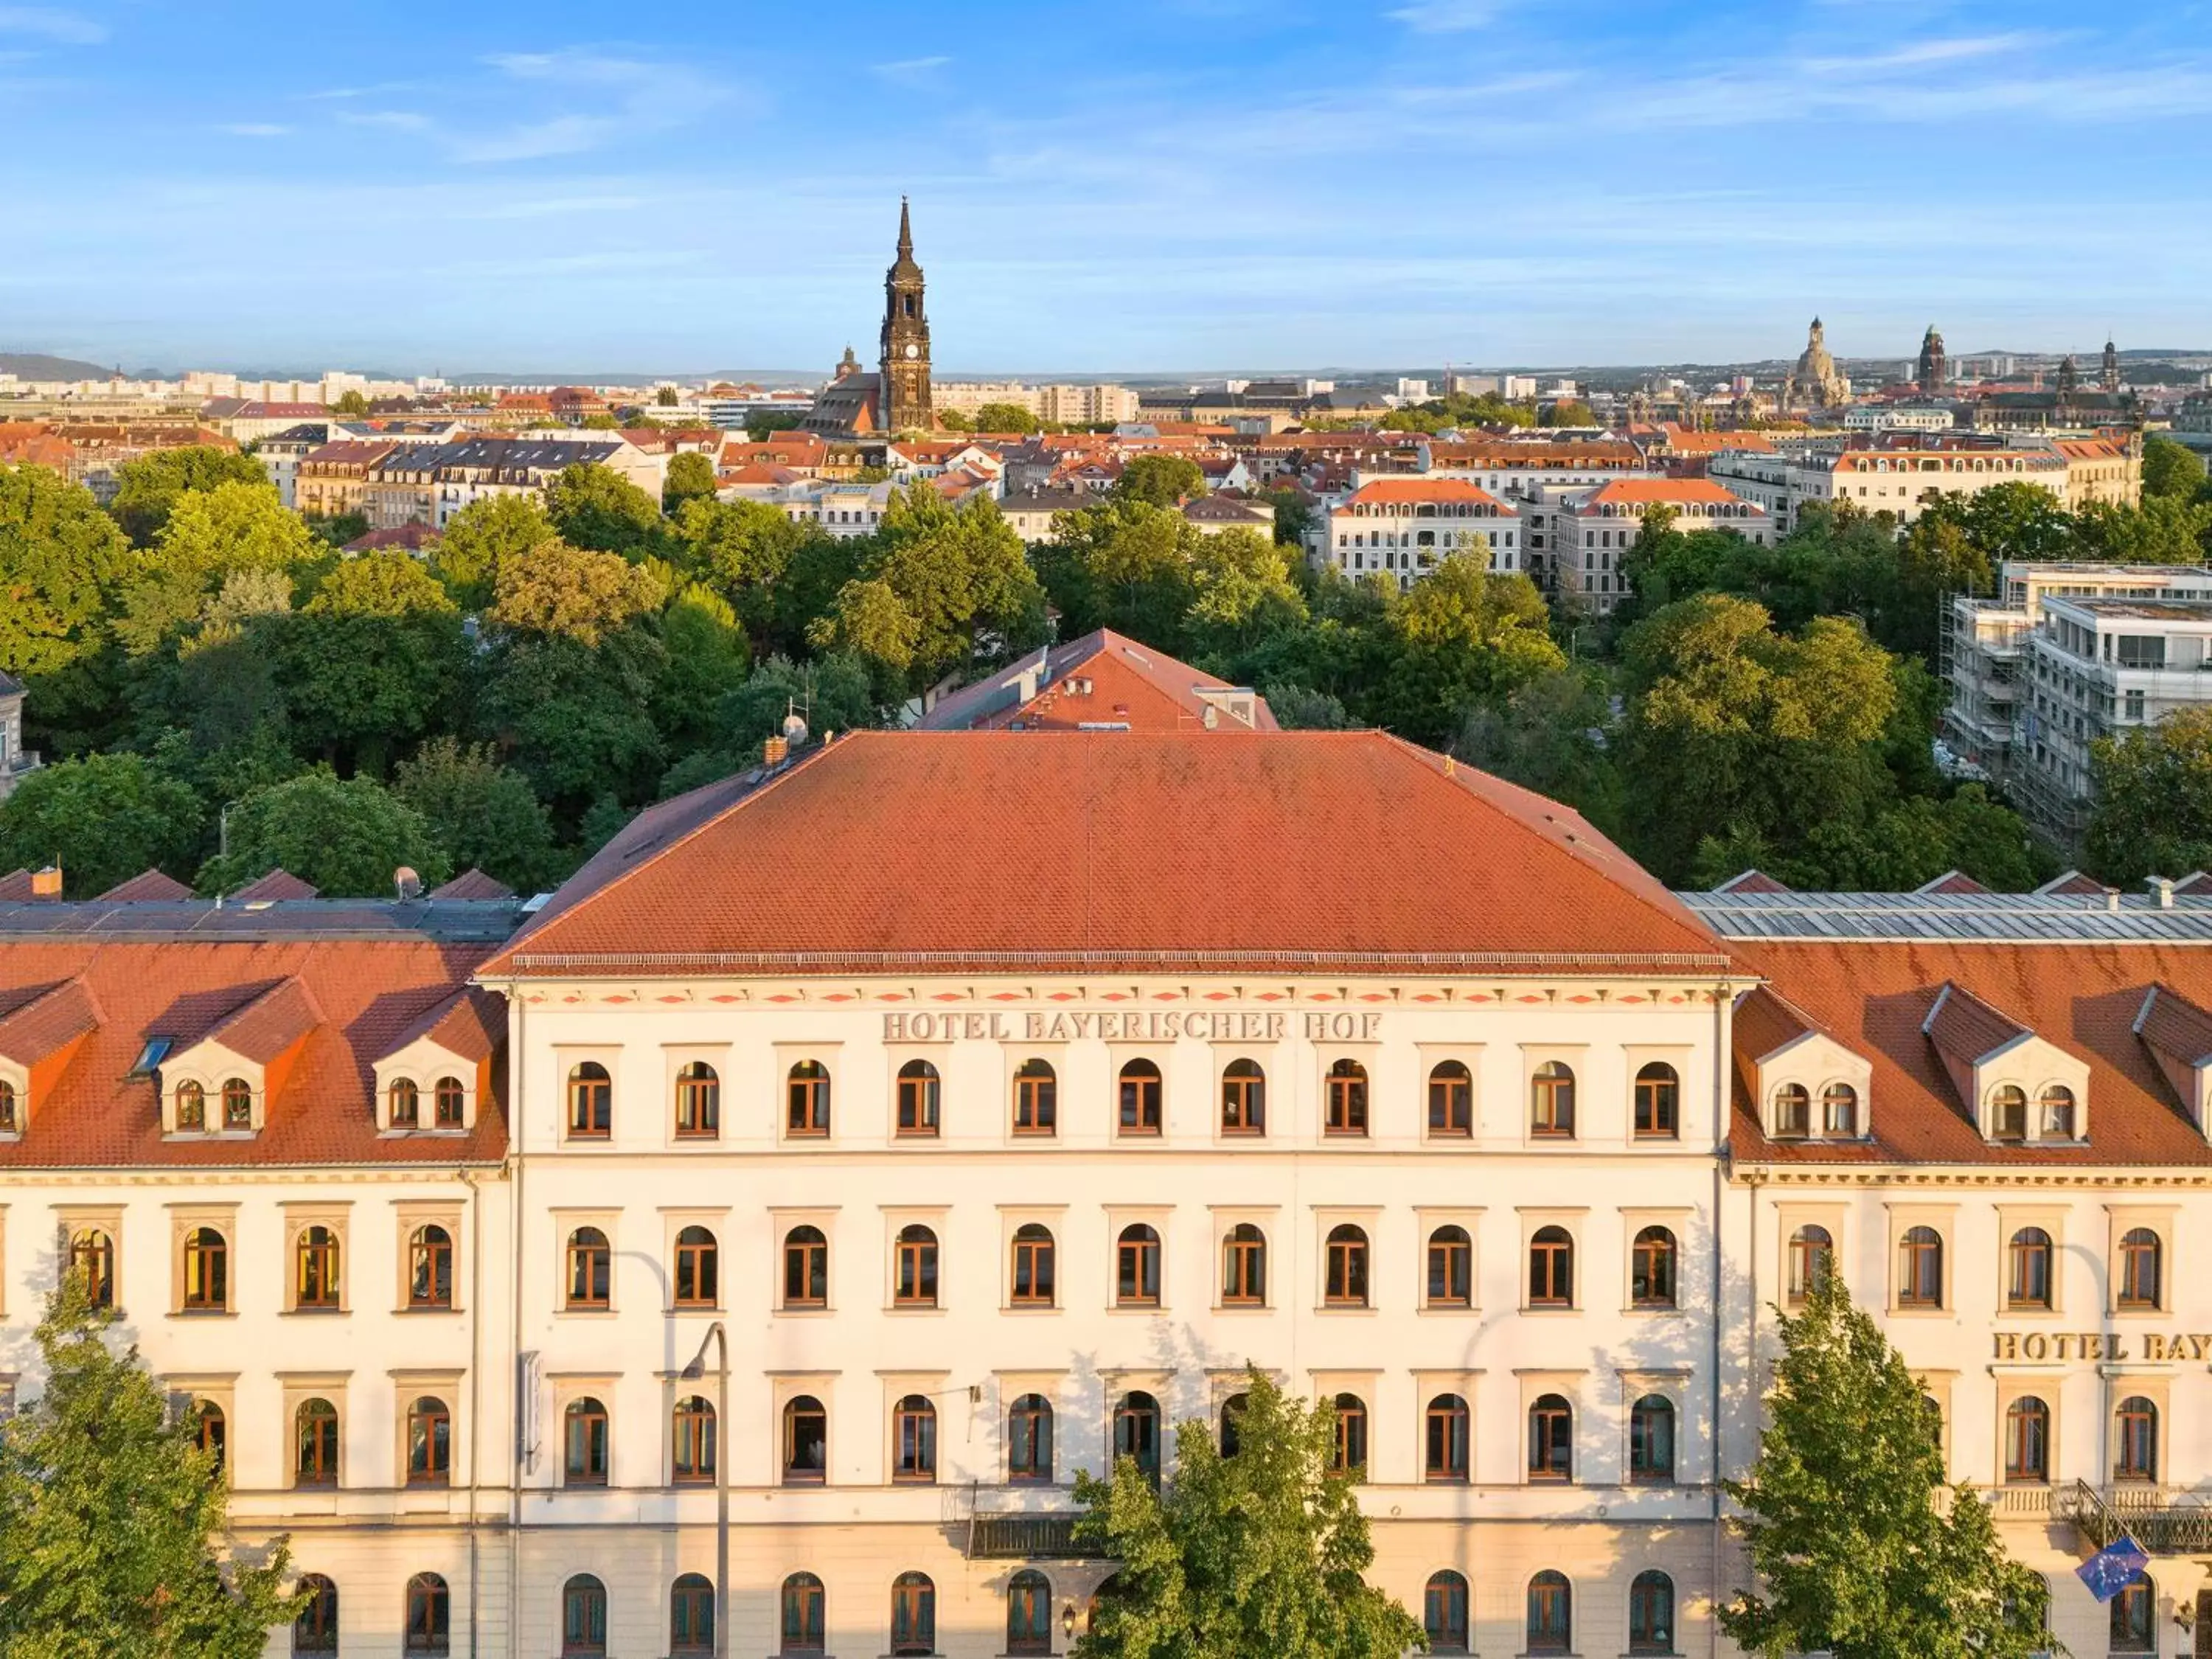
[[1116, 455, 1206, 507], [973, 400, 1041, 434], [196, 769, 450, 897], [106, 446, 271, 545], [2088, 706, 2212, 883], [0, 752, 204, 897]]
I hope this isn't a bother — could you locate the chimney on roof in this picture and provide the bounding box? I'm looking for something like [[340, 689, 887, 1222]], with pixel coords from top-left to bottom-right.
[[2148, 875, 2176, 911], [2105, 887, 2122, 913], [29, 865, 61, 900], [764, 735, 789, 767], [394, 866, 422, 901]]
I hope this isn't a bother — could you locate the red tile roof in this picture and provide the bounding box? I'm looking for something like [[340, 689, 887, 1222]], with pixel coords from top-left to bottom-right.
[[0, 978, 103, 1068], [2036, 869, 2106, 897], [917, 629, 1280, 734], [1713, 869, 1790, 894], [430, 868, 515, 901], [97, 869, 192, 902], [199, 975, 322, 1065], [342, 522, 437, 554], [0, 871, 31, 902], [0, 937, 504, 1168], [1337, 478, 1508, 509], [1916, 870, 1990, 895], [232, 869, 319, 901], [1733, 939, 2212, 1166], [483, 731, 1733, 978], [1579, 478, 1752, 509]]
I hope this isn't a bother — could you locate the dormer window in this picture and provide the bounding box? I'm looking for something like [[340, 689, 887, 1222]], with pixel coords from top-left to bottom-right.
[[0, 1079, 15, 1133], [2039, 1085, 2076, 1138], [434, 1076, 465, 1129], [1991, 1086, 2028, 1142], [177, 1080, 206, 1130], [391, 1079, 421, 1127], [1773, 1084, 1810, 1138], [220, 1079, 253, 1130], [1821, 1082, 1858, 1136]]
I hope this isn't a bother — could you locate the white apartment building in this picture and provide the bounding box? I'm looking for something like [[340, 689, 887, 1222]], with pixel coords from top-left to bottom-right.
[[1943, 563, 2212, 793], [1551, 479, 1773, 616], [931, 383, 1141, 428], [1420, 439, 1653, 503], [1843, 405, 1957, 433], [0, 670, 38, 801], [1322, 478, 1521, 587], [1710, 440, 2076, 535], [2013, 594, 2212, 841]]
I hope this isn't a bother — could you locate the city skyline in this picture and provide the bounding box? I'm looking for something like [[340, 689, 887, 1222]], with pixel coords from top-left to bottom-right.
[[3, 0, 2209, 371]]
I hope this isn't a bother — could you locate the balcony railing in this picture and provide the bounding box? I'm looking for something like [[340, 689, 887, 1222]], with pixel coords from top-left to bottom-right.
[[967, 1512, 1096, 1561], [2059, 1480, 2212, 1555]]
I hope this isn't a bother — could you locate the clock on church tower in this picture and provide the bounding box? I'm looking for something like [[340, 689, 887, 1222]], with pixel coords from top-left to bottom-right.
[[879, 197, 934, 432]]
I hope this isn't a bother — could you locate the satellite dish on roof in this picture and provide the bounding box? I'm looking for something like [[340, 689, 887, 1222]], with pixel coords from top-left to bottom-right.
[[782, 712, 810, 747]]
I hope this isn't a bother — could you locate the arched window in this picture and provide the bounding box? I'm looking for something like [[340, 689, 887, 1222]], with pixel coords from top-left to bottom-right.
[[674, 1225, 718, 1308], [566, 1062, 611, 1138], [1330, 1392, 1368, 1477], [672, 1394, 715, 1484], [296, 1225, 341, 1310], [2119, 1228, 2162, 1310], [1898, 1225, 1944, 1308], [1426, 1225, 1472, 1307], [2006, 1397, 2050, 1483], [1009, 1394, 1054, 1483], [389, 1078, 420, 1127], [1629, 1395, 1675, 1483], [1325, 1058, 1368, 1135], [1007, 1570, 1054, 1657], [1990, 1083, 2028, 1141], [1773, 1082, 1810, 1136], [1823, 1081, 1859, 1135], [895, 1060, 939, 1137], [782, 1396, 827, 1484], [566, 1227, 611, 1310], [221, 1077, 253, 1128], [2007, 1227, 2052, 1310], [69, 1226, 113, 1308], [1115, 1391, 1162, 1486], [1427, 1060, 1472, 1136], [1531, 1061, 1576, 1136], [1634, 1062, 1679, 1138], [561, 1576, 605, 1658], [2040, 1084, 2076, 1138], [1788, 1224, 1833, 1304], [405, 1574, 449, 1655], [889, 1572, 935, 1658], [787, 1060, 830, 1136], [669, 1574, 714, 1657], [1220, 1392, 1248, 1457], [175, 1079, 206, 1130], [1012, 1059, 1057, 1134], [895, 1224, 939, 1307], [1528, 1393, 1573, 1481], [1632, 1225, 1678, 1308], [1628, 1571, 1674, 1655], [1324, 1223, 1370, 1307], [296, 1398, 340, 1486], [294, 1574, 338, 1654], [408, 1225, 453, 1310], [1221, 1058, 1266, 1133], [1425, 1571, 1470, 1654], [1222, 1223, 1266, 1305], [1116, 1223, 1161, 1307], [0, 1077, 16, 1133], [675, 1062, 719, 1138], [1425, 1394, 1470, 1483], [2111, 1573, 2155, 1653], [182, 1225, 228, 1312], [1011, 1223, 1055, 1306], [1528, 1225, 1573, 1307], [192, 1399, 226, 1469], [434, 1075, 465, 1128], [893, 1394, 936, 1483], [779, 1573, 824, 1657], [563, 1397, 608, 1486], [1527, 1571, 1572, 1655], [1119, 1058, 1162, 1134], [783, 1225, 828, 1309], [406, 1396, 451, 1486], [2116, 1396, 2158, 1482]]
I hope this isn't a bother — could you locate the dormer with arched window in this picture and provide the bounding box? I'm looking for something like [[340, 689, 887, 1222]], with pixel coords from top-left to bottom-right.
[[372, 989, 500, 1135], [0, 976, 99, 1140], [1923, 981, 2090, 1147], [1735, 986, 1874, 1144], [159, 976, 320, 1137]]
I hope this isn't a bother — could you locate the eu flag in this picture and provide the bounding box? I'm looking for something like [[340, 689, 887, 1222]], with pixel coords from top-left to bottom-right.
[[2078, 1536, 2151, 1604]]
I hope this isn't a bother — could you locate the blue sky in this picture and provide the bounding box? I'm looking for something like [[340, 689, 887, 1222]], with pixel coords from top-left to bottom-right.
[[1, 0, 2208, 375]]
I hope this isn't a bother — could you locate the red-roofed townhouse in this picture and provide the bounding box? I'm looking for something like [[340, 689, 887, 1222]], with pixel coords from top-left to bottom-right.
[[1553, 479, 1771, 615], [1324, 476, 1520, 587]]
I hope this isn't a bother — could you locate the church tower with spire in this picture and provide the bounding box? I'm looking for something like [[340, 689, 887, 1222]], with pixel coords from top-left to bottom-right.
[[878, 198, 933, 432], [1916, 324, 1947, 391], [2101, 337, 2121, 394]]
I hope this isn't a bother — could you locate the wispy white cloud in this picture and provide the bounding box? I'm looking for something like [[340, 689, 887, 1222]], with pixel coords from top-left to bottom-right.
[[467, 194, 647, 219], [872, 54, 949, 83], [218, 122, 290, 138], [1384, 0, 1513, 32], [0, 6, 105, 44], [453, 114, 622, 164], [338, 108, 435, 133], [1798, 31, 2048, 75]]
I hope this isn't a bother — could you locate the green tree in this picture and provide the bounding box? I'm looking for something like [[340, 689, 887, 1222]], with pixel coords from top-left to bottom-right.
[[1540, 397, 1596, 426], [973, 400, 1041, 435], [663, 451, 718, 513], [152, 482, 321, 588], [1071, 1368, 1422, 1659], [1036, 499, 1201, 647], [197, 770, 450, 896], [546, 462, 664, 556], [1115, 454, 1206, 507], [673, 497, 821, 643], [279, 554, 469, 772], [1259, 484, 1315, 549], [2141, 433, 2208, 502], [1369, 559, 1565, 746], [431, 495, 560, 611], [1185, 528, 1307, 661], [1378, 392, 1537, 434], [936, 408, 973, 433], [304, 551, 457, 619], [1719, 1278, 2048, 1659], [474, 632, 667, 816], [107, 446, 270, 544], [2087, 706, 2212, 883], [1456, 666, 1623, 834], [331, 389, 370, 417], [0, 1276, 296, 1659], [650, 585, 753, 755], [657, 652, 879, 796], [0, 752, 204, 897], [0, 465, 135, 683], [392, 737, 561, 893], [2071, 495, 2212, 565], [655, 385, 681, 408], [487, 539, 663, 646], [1262, 684, 1352, 729]]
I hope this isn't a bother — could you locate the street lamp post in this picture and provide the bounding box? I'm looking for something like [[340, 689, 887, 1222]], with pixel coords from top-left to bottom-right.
[[681, 1322, 730, 1659]]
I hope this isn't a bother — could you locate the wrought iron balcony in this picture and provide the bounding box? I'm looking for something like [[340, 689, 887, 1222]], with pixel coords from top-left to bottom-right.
[[2060, 1479, 2212, 1555], [965, 1512, 1099, 1561]]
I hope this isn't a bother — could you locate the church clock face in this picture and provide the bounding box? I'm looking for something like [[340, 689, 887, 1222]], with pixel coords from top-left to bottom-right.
[[905, 344, 919, 359]]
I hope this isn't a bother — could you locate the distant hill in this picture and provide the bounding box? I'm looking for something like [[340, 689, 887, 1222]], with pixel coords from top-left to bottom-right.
[[1, 352, 119, 380]]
